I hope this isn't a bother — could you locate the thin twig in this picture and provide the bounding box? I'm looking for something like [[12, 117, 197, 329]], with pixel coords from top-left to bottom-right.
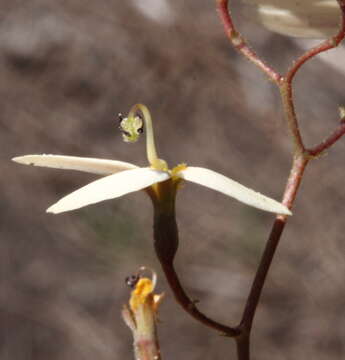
[[152, 0, 345, 357], [279, 0, 345, 155], [280, 0, 345, 154], [215, 1, 345, 359], [151, 193, 240, 337], [286, 0, 345, 83], [307, 120, 345, 157], [236, 334, 250, 360], [278, 81, 305, 154], [160, 261, 240, 337], [216, 0, 282, 84], [240, 154, 308, 328]]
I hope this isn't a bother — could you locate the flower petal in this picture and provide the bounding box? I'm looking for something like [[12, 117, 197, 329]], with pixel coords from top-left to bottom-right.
[[177, 167, 291, 215], [47, 167, 170, 214], [244, 1, 340, 38], [12, 154, 137, 175]]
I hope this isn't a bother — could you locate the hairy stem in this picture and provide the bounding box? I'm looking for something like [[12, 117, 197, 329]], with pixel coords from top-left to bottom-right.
[[279, 81, 305, 154], [149, 1, 345, 357], [307, 120, 345, 157], [215, 1, 345, 359], [216, 0, 281, 84], [235, 155, 308, 360], [286, 0, 345, 83]]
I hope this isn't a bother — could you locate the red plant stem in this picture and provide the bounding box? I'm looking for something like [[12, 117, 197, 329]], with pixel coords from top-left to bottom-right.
[[215, 1, 345, 359], [151, 187, 240, 337], [216, 0, 282, 84], [280, 0, 345, 155], [236, 335, 250, 360], [235, 155, 308, 360], [307, 120, 345, 157], [279, 81, 305, 154], [286, 0, 345, 83], [159, 260, 240, 337], [154, 0, 345, 356], [241, 155, 308, 327]]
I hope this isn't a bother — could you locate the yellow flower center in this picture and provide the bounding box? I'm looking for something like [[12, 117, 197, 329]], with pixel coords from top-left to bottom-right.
[[170, 163, 187, 179], [129, 278, 154, 312]]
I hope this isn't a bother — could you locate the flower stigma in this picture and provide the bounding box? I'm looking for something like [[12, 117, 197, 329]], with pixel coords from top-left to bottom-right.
[[122, 267, 163, 360], [120, 105, 189, 204], [119, 112, 143, 143], [128, 267, 161, 312]]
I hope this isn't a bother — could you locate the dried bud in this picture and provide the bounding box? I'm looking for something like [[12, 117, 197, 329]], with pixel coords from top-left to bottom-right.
[[122, 268, 163, 360]]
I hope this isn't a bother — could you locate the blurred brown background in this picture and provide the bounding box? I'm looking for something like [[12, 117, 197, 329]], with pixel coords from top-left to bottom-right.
[[1, 1, 345, 359]]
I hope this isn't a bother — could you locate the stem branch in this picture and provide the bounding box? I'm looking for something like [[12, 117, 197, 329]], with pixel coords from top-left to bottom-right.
[[240, 155, 308, 330], [216, 0, 282, 84], [279, 81, 305, 154], [234, 155, 308, 360], [286, 0, 345, 84], [153, 1, 345, 358], [160, 260, 240, 337], [151, 185, 240, 337], [307, 120, 345, 157], [215, 2, 345, 359]]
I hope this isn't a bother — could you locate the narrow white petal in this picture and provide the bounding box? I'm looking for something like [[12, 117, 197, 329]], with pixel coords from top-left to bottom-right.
[[177, 167, 291, 215], [245, 1, 340, 38], [12, 154, 137, 175], [47, 167, 170, 214]]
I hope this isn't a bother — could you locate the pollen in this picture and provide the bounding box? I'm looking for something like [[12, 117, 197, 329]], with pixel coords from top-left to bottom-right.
[[171, 163, 187, 178], [129, 277, 154, 311]]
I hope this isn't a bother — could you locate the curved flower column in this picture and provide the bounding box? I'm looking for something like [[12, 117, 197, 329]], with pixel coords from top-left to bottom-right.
[[13, 104, 291, 334], [13, 104, 290, 216], [13, 104, 291, 263]]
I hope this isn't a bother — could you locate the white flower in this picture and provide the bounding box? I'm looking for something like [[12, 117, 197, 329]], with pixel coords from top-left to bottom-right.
[[243, 0, 340, 38], [12, 104, 291, 216]]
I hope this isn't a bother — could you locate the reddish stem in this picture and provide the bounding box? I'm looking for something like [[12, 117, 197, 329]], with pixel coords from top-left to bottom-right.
[[235, 155, 308, 360], [307, 120, 345, 157], [216, 0, 282, 84], [281, 0, 345, 155], [214, 1, 345, 360], [151, 189, 240, 337], [159, 260, 240, 337], [286, 0, 345, 83], [279, 81, 305, 154], [240, 155, 308, 330]]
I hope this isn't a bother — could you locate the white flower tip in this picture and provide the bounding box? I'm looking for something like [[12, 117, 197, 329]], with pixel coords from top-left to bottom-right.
[[46, 199, 77, 214], [12, 155, 50, 167], [12, 155, 32, 165], [43, 167, 170, 215], [178, 167, 293, 216], [46, 205, 60, 214], [279, 205, 292, 216]]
